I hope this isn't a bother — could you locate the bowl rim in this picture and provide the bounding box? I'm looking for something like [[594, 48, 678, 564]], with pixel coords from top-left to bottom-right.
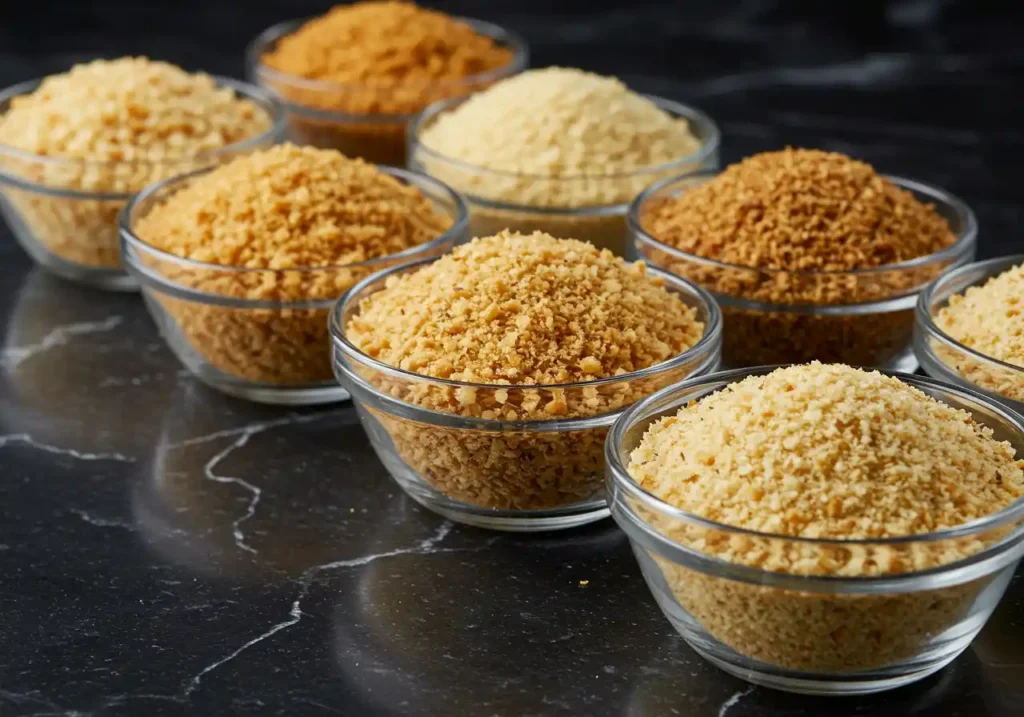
[[628, 170, 979, 281], [247, 16, 529, 120], [119, 163, 469, 309], [330, 254, 723, 394], [916, 253, 1024, 379], [408, 93, 721, 192], [606, 366, 1024, 575], [0, 75, 287, 201]]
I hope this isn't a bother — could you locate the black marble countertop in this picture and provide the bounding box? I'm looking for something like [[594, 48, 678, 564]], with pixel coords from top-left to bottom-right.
[[2, 2, 1024, 715]]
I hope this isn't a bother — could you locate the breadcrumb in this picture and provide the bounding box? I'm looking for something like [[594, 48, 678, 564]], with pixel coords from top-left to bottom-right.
[[936, 261, 1024, 369], [135, 144, 454, 388]]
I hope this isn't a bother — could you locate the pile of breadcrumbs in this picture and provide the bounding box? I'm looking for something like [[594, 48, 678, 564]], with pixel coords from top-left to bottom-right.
[[134, 143, 454, 388], [934, 261, 1024, 403], [258, 1, 517, 164], [628, 363, 1024, 672], [345, 231, 707, 509], [412, 67, 706, 254], [638, 148, 958, 366], [0, 57, 275, 270]]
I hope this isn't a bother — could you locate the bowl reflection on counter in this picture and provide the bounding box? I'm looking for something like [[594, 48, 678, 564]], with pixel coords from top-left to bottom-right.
[[132, 380, 388, 580]]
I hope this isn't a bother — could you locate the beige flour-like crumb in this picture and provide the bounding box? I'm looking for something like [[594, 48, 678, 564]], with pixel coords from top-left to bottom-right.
[[135, 144, 453, 386], [346, 231, 707, 509], [628, 362, 1024, 672]]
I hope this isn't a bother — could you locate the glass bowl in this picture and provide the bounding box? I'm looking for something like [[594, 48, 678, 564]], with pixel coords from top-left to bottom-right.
[[120, 165, 468, 405], [916, 254, 1024, 413], [630, 172, 978, 370], [247, 17, 528, 166], [606, 367, 1024, 695], [0, 76, 285, 291], [330, 259, 722, 531], [408, 95, 720, 256]]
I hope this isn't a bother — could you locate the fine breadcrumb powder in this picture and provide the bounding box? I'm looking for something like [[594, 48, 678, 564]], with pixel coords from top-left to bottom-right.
[[346, 231, 708, 510], [412, 67, 707, 255], [258, 1, 516, 165], [0, 57, 275, 269], [637, 148, 958, 367], [627, 363, 1024, 672], [934, 262, 1024, 402], [136, 144, 454, 387]]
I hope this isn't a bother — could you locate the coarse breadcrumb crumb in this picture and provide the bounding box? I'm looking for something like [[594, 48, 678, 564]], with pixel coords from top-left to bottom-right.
[[134, 144, 455, 388], [136, 143, 451, 276], [643, 148, 955, 272], [630, 363, 1023, 541], [936, 262, 1024, 369], [348, 230, 703, 385], [345, 231, 710, 511]]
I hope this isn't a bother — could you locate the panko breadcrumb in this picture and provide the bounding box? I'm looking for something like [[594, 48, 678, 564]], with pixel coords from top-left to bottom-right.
[[0, 57, 276, 272], [627, 363, 1024, 672], [134, 144, 455, 389], [258, 1, 517, 164], [934, 261, 1024, 403], [345, 231, 709, 510], [412, 67, 709, 254], [637, 148, 960, 367]]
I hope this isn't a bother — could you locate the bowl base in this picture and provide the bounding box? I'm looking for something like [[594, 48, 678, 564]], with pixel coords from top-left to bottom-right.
[[689, 642, 962, 696], [404, 489, 611, 532], [189, 372, 351, 406], [25, 244, 137, 292]]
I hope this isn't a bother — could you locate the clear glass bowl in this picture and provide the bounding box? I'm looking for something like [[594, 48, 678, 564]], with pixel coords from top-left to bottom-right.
[[120, 165, 468, 405], [0, 76, 285, 291], [408, 95, 720, 256], [247, 17, 528, 166], [606, 367, 1024, 695], [330, 260, 722, 531], [916, 254, 1024, 413], [630, 172, 978, 370]]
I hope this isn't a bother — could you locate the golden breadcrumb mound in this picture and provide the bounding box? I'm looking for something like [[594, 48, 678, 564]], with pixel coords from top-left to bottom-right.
[[0, 57, 270, 164], [133, 144, 455, 389], [643, 148, 955, 272], [347, 230, 704, 385], [630, 362, 1023, 540], [135, 143, 451, 272], [936, 262, 1024, 369], [262, 1, 513, 113]]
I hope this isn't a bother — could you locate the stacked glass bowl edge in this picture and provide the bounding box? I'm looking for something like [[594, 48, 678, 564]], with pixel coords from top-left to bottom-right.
[[248, 17, 528, 166], [630, 171, 978, 370], [331, 259, 722, 531], [121, 165, 468, 405], [408, 95, 720, 257], [606, 367, 1024, 695], [916, 253, 1024, 414], [0, 77, 285, 291]]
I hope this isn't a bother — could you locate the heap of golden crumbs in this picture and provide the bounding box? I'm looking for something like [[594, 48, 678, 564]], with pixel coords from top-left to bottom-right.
[[135, 143, 453, 385], [0, 57, 274, 269], [628, 362, 1024, 671], [346, 231, 706, 508]]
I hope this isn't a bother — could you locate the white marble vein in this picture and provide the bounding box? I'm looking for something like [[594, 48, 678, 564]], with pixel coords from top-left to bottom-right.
[[167, 410, 340, 451], [717, 686, 755, 717], [70, 509, 134, 530], [0, 434, 134, 462], [183, 522, 461, 696], [202, 430, 262, 555], [1, 316, 123, 370]]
